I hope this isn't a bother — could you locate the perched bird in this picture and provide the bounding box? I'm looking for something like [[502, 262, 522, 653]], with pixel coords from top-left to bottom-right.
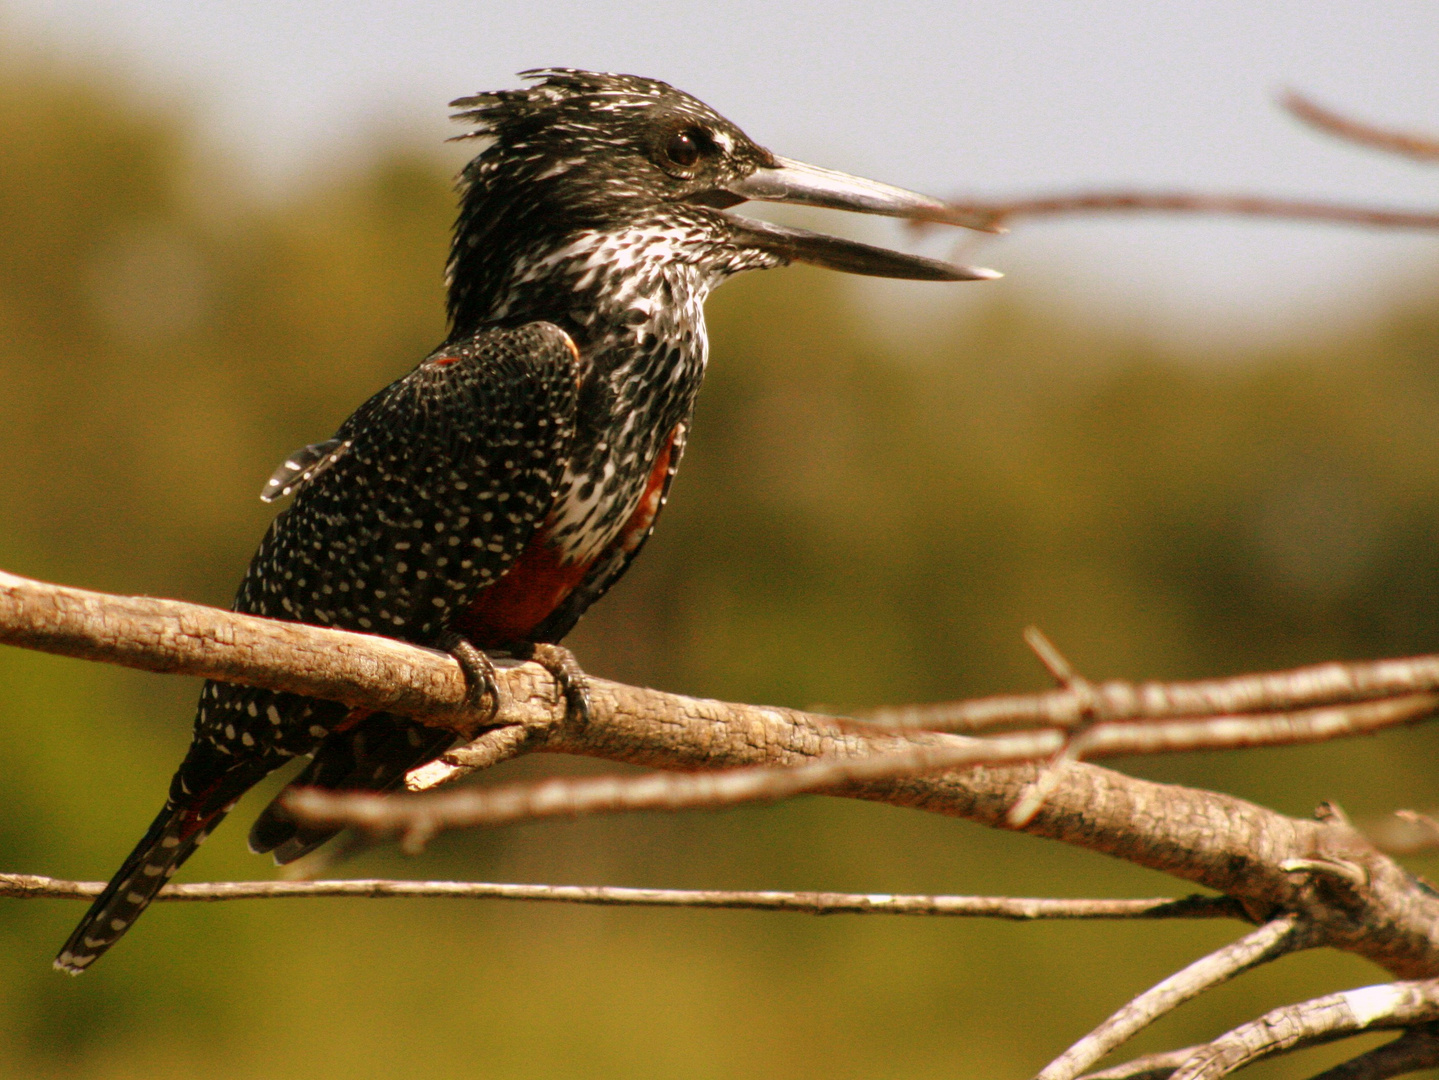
[[55, 68, 998, 973]]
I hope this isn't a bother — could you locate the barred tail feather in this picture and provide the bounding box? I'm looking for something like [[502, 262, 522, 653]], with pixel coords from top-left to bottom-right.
[[53, 801, 227, 975]]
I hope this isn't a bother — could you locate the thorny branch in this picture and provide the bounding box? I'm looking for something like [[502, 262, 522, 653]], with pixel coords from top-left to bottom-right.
[[8, 561, 1439, 1076]]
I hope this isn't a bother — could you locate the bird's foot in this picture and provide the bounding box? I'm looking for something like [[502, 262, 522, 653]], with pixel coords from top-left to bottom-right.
[[435, 632, 502, 725], [511, 641, 591, 724]]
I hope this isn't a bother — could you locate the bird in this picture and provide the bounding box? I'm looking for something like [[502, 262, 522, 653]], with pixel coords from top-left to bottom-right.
[[54, 67, 998, 973]]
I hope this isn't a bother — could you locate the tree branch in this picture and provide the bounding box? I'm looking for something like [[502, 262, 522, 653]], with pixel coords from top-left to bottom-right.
[[288, 692, 1439, 853], [0, 872, 1244, 920], [1035, 916, 1311, 1080], [6, 569, 1439, 978], [1283, 91, 1439, 163], [934, 193, 1439, 235], [1170, 981, 1439, 1080]]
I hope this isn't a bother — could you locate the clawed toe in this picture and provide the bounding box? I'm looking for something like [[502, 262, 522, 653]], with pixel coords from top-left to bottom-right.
[[435, 632, 502, 723], [513, 641, 591, 723]]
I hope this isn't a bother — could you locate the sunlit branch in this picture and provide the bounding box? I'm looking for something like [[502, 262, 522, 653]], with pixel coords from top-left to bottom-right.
[[1169, 980, 1439, 1080], [9, 568, 1439, 979], [0, 873, 1245, 920], [294, 694, 1439, 846], [1077, 1048, 1202, 1080], [1034, 916, 1310, 1080]]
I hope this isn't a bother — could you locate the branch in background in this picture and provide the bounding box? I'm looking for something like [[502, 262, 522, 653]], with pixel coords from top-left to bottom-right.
[[926, 92, 1439, 233], [934, 193, 1439, 235], [0, 873, 1245, 920], [1283, 91, 1439, 163], [1034, 916, 1310, 1080]]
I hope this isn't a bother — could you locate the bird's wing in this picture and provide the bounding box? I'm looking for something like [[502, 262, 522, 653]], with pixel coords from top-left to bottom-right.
[[233, 321, 581, 643], [259, 437, 351, 503]]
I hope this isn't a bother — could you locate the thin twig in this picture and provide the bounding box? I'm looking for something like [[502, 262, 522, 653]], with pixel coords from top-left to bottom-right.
[[299, 694, 1439, 844], [1010, 627, 1095, 827], [1078, 1048, 1202, 1080], [1170, 981, 1439, 1080], [861, 656, 1439, 733], [1034, 915, 1311, 1080], [932, 193, 1439, 235], [1283, 91, 1439, 163], [0, 873, 1245, 919]]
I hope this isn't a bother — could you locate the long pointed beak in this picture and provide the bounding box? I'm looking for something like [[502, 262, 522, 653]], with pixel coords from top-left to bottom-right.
[[727, 217, 1000, 281], [728, 156, 1001, 233], [720, 156, 1001, 281]]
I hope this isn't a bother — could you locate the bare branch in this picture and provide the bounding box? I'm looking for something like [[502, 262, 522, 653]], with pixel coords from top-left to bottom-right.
[[0, 872, 1245, 920], [863, 656, 1439, 733], [292, 694, 1439, 847], [932, 193, 1439, 235], [1078, 1048, 1202, 1080], [1170, 981, 1439, 1080], [8, 569, 1439, 977], [1305, 1024, 1439, 1080], [0, 569, 495, 733], [1034, 915, 1311, 1080], [1283, 91, 1439, 163]]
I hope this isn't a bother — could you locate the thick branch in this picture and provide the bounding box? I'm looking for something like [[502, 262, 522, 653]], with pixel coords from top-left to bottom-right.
[[6, 570, 1439, 977], [0, 872, 1243, 920]]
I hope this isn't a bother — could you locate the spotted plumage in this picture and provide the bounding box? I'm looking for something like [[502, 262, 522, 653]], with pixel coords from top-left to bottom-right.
[[56, 68, 995, 973]]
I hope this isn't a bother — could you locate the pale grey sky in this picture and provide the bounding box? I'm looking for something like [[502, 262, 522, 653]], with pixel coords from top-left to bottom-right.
[[7, 0, 1439, 344]]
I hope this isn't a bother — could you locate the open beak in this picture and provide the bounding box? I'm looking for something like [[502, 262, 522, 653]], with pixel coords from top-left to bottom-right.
[[720, 156, 1001, 281]]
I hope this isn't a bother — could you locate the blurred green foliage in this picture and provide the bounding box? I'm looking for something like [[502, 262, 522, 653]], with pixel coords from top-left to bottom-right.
[[4, 43, 1439, 1080]]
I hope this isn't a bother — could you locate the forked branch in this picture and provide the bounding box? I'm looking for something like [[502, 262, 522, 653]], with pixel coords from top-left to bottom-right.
[[5, 569, 1439, 981], [1035, 916, 1311, 1080]]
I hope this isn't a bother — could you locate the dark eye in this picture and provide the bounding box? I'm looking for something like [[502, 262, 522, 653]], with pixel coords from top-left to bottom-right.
[[666, 129, 702, 168]]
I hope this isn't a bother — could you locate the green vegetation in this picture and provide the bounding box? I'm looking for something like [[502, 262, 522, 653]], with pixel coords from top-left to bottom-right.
[[3, 45, 1439, 1080]]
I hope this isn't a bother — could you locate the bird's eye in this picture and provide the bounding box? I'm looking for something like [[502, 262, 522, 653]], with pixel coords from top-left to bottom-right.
[[666, 129, 702, 168]]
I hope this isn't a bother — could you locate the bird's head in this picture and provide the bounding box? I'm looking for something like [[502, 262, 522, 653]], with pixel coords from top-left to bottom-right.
[[446, 69, 997, 336]]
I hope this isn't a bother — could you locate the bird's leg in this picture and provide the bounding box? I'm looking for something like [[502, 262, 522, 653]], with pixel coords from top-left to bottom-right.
[[508, 641, 591, 724], [434, 632, 503, 725]]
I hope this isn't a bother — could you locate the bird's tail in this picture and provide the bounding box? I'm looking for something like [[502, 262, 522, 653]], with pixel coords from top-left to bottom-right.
[[54, 798, 229, 975], [249, 712, 455, 865]]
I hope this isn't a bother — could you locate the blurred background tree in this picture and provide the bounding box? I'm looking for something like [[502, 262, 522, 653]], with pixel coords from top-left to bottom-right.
[[5, 39, 1439, 1080]]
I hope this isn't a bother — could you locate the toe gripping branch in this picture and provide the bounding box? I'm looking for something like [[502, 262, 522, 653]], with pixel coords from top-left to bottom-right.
[[435, 632, 503, 726], [512, 641, 592, 724]]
